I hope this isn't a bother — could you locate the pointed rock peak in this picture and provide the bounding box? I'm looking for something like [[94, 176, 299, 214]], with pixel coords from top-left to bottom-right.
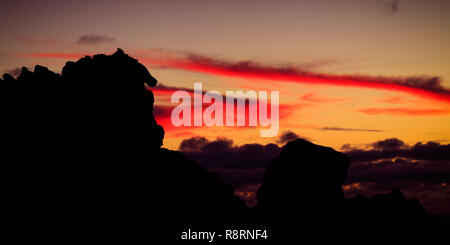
[[114, 48, 125, 56]]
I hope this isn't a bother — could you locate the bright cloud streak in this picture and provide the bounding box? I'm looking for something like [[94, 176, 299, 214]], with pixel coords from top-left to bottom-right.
[[5, 50, 450, 104]]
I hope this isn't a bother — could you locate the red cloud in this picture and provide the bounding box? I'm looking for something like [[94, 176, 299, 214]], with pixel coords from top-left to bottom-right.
[[152, 83, 195, 97], [152, 95, 295, 131], [9, 50, 450, 103], [301, 92, 350, 103], [378, 95, 416, 104], [137, 50, 450, 104]]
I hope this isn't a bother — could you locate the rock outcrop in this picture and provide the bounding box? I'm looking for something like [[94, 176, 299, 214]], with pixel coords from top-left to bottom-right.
[[256, 139, 351, 225], [346, 190, 436, 225], [1, 49, 439, 242]]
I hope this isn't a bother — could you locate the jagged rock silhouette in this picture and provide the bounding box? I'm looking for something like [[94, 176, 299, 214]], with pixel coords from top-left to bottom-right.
[[1, 49, 440, 242], [2, 49, 166, 237], [1, 49, 248, 241]]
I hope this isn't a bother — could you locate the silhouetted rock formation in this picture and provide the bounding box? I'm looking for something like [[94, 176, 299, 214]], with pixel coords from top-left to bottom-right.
[[2, 49, 248, 240], [158, 148, 247, 222], [256, 139, 351, 225], [1, 49, 166, 236], [18, 65, 62, 82], [2, 49, 440, 242], [346, 190, 436, 225], [2, 73, 15, 81], [154, 142, 248, 243], [145, 86, 164, 151]]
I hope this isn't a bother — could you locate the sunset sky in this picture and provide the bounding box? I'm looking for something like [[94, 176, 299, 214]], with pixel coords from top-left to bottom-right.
[[1, 0, 449, 150], [1, 0, 449, 213]]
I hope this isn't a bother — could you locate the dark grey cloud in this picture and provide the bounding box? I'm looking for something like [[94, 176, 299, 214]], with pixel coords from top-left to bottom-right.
[[276, 131, 300, 144], [378, 0, 401, 16], [343, 138, 450, 214], [179, 136, 450, 213], [321, 127, 385, 132], [76, 35, 115, 45], [179, 137, 281, 206], [372, 138, 405, 150], [180, 137, 233, 153], [179, 136, 210, 152], [180, 137, 280, 170], [345, 139, 450, 163]]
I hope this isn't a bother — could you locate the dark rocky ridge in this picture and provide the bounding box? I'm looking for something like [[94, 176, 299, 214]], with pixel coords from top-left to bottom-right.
[[1, 49, 439, 242]]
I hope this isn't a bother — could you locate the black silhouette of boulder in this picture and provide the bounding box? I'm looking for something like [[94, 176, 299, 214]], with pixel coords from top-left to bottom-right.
[[256, 139, 351, 225], [2, 49, 248, 240], [346, 190, 436, 225], [1, 49, 165, 236], [2, 73, 15, 81]]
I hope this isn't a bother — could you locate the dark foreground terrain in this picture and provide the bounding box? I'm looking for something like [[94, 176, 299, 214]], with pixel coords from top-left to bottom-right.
[[2, 49, 444, 243]]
